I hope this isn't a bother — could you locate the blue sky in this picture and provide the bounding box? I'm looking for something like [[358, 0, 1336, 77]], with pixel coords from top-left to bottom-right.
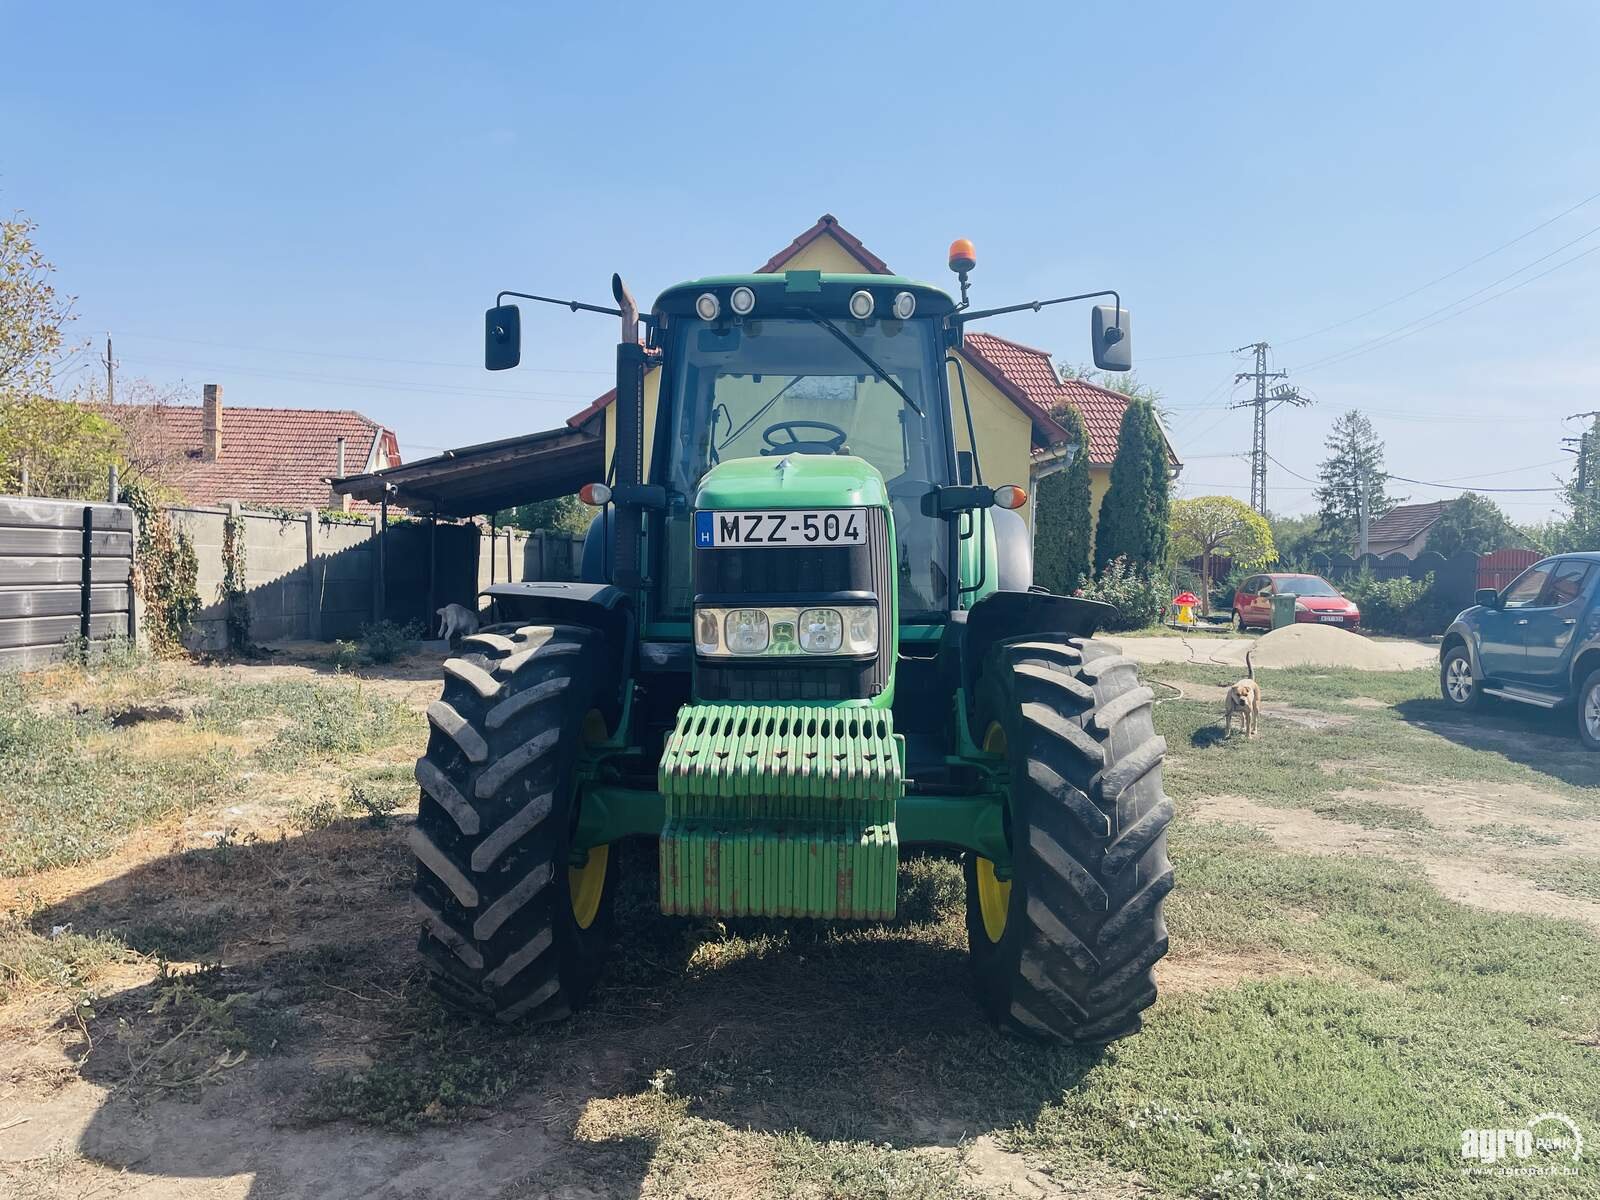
[[4, 1, 1598, 518]]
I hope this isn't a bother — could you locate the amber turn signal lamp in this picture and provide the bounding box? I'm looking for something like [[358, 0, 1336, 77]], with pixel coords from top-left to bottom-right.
[[948, 238, 976, 274], [993, 484, 1028, 510], [578, 482, 612, 506]]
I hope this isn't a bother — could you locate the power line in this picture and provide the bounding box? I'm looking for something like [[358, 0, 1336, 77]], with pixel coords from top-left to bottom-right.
[[112, 330, 613, 376], [1275, 185, 1600, 348], [1292, 229, 1600, 375], [115, 352, 598, 403], [1267, 454, 1568, 496]]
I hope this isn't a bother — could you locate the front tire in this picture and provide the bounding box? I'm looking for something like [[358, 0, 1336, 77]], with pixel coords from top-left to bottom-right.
[[1232, 609, 1247, 633], [965, 637, 1174, 1043], [1440, 645, 1481, 712], [1577, 668, 1600, 752], [411, 623, 616, 1023]]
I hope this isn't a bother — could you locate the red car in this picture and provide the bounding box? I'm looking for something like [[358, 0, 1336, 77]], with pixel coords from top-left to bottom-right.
[[1232, 572, 1361, 631]]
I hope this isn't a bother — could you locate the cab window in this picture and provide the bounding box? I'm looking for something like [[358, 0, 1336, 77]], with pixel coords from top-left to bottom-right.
[[1501, 562, 1554, 609], [1541, 560, 1593, 607]]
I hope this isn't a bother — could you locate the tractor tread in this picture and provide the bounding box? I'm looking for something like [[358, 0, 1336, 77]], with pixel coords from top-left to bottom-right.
[[410, 621, 613, 1023], [967, 635, 1174, 1045]]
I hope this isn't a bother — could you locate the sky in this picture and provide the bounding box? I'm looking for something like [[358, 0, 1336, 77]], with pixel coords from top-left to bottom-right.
[[4, 1, 1599, 520]]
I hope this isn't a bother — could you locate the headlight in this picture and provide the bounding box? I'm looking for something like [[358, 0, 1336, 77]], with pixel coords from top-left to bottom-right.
[[729, 285, 756, 315], [695, 605, 878, 657], [848, 289, 875, 319], [892, 291, 916, 319], [695, 292, 721, 321], [798, 608, 843, 653], [723, 609, 770, 655]]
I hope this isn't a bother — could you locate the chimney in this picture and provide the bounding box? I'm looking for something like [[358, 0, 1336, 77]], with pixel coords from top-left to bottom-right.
[[202, 384, 222, 461], [331, 436, 351, 512]]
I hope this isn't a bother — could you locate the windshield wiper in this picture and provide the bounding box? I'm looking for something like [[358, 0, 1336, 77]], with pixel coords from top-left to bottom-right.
[[722, 375, 810, 447], [805, 312, 924, 417]]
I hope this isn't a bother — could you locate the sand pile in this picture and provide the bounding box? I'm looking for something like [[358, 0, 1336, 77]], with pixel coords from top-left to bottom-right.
[[1247, 623, 1424, 671]]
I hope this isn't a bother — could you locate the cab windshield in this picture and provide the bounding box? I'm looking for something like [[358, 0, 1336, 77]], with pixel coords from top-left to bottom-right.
[[657, 316, 952, 619]]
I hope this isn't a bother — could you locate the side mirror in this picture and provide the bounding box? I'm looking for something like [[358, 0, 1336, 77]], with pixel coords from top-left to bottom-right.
[[1092, 304, 1132, 372], [485, 304, 521, 371], [957, 450, 974, 486], [1475, 588, 1500, 608]]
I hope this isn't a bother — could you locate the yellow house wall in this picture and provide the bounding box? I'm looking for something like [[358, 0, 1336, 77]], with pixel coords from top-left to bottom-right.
[[948, 358, 1037, 532]]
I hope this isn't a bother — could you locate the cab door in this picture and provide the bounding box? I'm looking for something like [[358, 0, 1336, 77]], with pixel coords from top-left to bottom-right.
[[1478, 561, 1554, 683], [1522, 559, 1595, 686]]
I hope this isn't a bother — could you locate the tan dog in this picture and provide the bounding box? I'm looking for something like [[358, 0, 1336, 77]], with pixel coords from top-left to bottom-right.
[[1223, 650, 1261, 738]]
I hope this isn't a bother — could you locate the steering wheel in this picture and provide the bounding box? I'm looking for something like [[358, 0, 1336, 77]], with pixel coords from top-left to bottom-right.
[[760, 419, 849, 456]]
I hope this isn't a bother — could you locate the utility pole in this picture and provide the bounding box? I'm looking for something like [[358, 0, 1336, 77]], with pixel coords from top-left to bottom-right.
[[1357, 463, 1370, 558], [1232, 342, 1309, 514], [102, 335, 115, 405]]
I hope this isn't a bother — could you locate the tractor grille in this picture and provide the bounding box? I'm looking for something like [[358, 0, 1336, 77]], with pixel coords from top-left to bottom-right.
[[694, 507, 892, 701]]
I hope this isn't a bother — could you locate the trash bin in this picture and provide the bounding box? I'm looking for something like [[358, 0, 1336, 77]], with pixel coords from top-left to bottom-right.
[[1270, 593, 1298, 630]]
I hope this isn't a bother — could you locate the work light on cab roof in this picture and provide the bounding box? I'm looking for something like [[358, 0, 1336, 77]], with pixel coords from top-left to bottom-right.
[[449, 228, 1170, 1049]]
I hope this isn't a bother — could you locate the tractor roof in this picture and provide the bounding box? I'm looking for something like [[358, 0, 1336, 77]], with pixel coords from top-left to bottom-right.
[[653, 272, 957, 318]]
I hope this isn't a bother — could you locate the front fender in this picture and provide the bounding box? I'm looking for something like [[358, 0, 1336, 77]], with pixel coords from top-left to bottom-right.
[[959, 590, 1118, 708], [480, 582, 634, 720], [1441, 618, 1483, 681]]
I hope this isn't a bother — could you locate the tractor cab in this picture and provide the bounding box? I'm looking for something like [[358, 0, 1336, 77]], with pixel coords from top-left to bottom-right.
[[650, 274, 958, 625]]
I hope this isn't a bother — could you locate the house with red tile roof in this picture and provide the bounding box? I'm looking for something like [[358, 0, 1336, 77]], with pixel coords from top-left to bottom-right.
[[570, 214, 1179, 546], [106, 383, 400, 510]]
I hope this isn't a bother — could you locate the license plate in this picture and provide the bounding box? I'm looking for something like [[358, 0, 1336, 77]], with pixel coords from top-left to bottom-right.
[[1318, 614, 1344, 623], [695, 508, 866, 549]]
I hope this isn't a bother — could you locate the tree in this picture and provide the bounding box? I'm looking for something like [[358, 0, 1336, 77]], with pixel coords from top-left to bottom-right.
[[1170, 496, 1276, 613], [1059, 362, 1168, 419], [1034, 403, 1093, 594], [1425, 492, 1530, 557], [1553, 415, 1600, 553], [0, 395, 124, 498], [1314, 410, 1396, 553], [1266, 511, 1320, 567], [1, 213, 74, 408], [1094, 398, 1170, 575], [500, 495, 591, 535]]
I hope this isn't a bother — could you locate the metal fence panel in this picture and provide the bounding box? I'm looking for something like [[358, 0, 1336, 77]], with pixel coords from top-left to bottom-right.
[[0, 496, 135, 668]]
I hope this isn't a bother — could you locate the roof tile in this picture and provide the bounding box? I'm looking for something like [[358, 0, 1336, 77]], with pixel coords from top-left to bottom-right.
[[104, 403, 397, 509]]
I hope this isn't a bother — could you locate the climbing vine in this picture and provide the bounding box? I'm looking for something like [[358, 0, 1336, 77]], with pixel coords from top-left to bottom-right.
[[121, 481, 200, 657], [220, 510, 253, 653]]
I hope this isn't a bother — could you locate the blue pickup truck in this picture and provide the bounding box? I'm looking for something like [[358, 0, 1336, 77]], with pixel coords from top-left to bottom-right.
[[1440, 552, 1600, 750]]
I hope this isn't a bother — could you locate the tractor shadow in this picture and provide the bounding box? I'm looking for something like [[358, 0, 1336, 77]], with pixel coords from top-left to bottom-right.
[[33, 833, 1101, 1198], [1392, 695, 1600, 792]]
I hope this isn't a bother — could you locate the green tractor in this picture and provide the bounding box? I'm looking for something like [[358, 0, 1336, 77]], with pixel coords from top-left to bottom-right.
[[411, 241, 1172, 1042]]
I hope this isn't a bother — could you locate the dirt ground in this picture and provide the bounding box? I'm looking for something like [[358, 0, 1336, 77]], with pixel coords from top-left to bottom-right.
[[2, 645, 1596, 1198], [1105, 627, 1438, 671]]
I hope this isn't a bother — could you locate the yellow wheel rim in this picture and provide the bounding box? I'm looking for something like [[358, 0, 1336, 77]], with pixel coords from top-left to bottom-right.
[[976, 721, 1012, 943], [569, 708, 610, 930], [568, 844, 608, 929]]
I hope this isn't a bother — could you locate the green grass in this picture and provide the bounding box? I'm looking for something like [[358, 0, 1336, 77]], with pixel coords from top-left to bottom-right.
[[1309, 796, 1433, 831], [1501, 855, 1600, 903], [0, 908, 134, 1009], [193, 679, 411, 769], [1148, 665, 1600, 813], [0, 676, 240, 876], [1469, 823, 1568, 849], [0, 672, 416, 877]]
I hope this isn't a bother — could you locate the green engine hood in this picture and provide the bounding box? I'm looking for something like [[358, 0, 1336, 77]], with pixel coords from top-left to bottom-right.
[[694, 454, 889, 510]]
